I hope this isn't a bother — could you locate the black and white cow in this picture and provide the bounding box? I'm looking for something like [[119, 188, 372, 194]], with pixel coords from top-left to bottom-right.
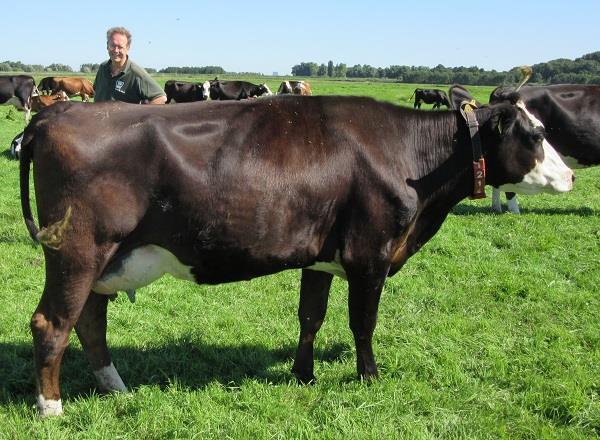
[[0, 75, 36, 122], [21, 95, 572, 416], [409, 88, 450, 109], [164, 80, 211, 103], [209, 80, 272, 100], [488, 85, 600, 213]]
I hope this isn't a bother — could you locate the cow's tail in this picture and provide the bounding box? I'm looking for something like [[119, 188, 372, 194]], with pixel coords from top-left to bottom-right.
[[407, 90, 416, 102], [19, 128, 39, 242]]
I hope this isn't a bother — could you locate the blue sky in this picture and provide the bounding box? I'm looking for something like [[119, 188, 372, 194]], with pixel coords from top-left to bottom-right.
[[4, 0, 599, 75]]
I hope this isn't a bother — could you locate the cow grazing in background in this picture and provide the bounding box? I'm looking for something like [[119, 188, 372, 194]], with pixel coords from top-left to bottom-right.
[[30, 91, 70, 112], [209, 80, 272, 100], [409, 88, 450, 109], [0, 75, 36, 122], [277, 80, 312, 95], [488, 85, 600, 213], [164, 80, 210, 103], [39, 77, 94, 102], [20, 96, 573, 416]]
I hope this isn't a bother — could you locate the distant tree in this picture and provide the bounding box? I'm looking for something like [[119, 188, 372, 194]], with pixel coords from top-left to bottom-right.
[[333, 63, 347, 78], [46, 63, 73, 72], [291, 62, 319, 76], [317, 63, 327, 76], [80, 63, 100, 73], [327, 60, 334, 77]]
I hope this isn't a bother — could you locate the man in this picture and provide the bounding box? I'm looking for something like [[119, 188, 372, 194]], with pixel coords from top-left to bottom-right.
[[94, 27, 166, 104]]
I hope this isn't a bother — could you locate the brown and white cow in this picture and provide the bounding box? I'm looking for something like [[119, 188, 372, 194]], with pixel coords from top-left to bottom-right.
[[20, 96, 573, 416], [30, 91, 70, 112], [0, 75, 36, 122], [39, 76, 94, 102], [277, 80, 312, 95]]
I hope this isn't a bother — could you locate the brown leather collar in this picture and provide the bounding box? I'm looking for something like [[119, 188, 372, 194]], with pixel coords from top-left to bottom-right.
[[460, 100, 486, 199]]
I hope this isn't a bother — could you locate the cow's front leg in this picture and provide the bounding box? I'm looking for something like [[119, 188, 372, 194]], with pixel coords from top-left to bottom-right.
[[292, 269, 333, 384], [347, 267, 387, 380], [75, 292, 126, 393]]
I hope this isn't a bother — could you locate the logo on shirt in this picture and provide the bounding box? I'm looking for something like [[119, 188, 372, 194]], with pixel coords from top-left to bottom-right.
[[115, 80, 126, 94]]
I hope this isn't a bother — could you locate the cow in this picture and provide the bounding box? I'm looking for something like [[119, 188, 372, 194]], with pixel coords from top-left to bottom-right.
[[209, 80, 272, 100], [277, 80, 312, 96], [164, 80, 210, 103], [408, 88, 451, 109], [488, 85, 600, 213], [30, 91, 70, 113], [39, 76, 94, 102], [0, 75, 36, 122], [20, 95, 573, 416]]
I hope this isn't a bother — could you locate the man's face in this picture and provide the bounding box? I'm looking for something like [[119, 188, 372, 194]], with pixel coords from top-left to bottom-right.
[[108, 33, 129, 65]]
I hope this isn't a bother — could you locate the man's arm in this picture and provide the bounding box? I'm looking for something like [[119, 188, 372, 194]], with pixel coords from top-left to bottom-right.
[[148, 95, 167, 105]]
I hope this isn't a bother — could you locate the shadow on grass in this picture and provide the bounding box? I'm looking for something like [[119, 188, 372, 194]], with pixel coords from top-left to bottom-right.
[[0, 339, 350, 406], [452, 204, 597, 217]]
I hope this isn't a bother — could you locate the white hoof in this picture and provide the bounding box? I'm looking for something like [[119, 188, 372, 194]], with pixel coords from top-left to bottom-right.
[[37, 395, 63, 416]]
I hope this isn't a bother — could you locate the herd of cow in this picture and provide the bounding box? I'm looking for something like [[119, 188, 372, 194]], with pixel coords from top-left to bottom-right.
[[0, 72, 598, 416]]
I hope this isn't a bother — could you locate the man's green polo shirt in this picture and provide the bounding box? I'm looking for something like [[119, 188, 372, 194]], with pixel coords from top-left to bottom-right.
[[94, 58, 165, 103]]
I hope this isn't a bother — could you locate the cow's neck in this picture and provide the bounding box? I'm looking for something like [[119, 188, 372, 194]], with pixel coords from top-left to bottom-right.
[[404, 111, 475, 210]]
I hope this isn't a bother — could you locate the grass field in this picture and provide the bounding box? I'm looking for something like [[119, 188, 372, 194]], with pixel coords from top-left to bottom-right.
[[0, 77, 598, 438]]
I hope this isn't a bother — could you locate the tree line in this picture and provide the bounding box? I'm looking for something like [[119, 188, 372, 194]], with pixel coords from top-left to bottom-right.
[[3, 51, 600, 84], [0, 61, 226, 76], [292, 52, 600, 85]]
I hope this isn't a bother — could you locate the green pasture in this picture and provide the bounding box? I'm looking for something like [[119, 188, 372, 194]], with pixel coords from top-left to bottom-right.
[[0, 77, 598, 438]]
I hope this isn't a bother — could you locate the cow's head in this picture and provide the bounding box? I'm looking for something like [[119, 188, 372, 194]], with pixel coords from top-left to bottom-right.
[[256, 83, 273, 97], [479, 97, 573, 195], [199, 81, 210, 100]]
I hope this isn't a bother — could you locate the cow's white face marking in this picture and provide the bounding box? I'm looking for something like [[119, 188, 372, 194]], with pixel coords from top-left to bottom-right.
[[201, 81, 210, 99], [93, 245, 195, 295], [498, 101, 573, 195], [306, 251, 347, 279], [94, 362, 128, 393], [37, 395, 62, 417], [262, 84, 273, 96]]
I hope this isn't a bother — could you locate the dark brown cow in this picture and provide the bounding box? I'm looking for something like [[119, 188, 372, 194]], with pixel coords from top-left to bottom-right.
[[20, 96, 573, 416], [39, 76, 94, 102], [277, 80, 312, 95], [0, 75, 36, 122]]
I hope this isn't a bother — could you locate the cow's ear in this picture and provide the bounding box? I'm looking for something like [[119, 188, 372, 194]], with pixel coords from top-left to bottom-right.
[[487, 104, 517, 135]]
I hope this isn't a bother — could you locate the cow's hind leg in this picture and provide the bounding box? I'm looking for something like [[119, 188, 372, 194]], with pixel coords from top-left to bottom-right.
[[31, 261, 96, 416], [75, 292, 127, 393], [292, 269, 333, 384]]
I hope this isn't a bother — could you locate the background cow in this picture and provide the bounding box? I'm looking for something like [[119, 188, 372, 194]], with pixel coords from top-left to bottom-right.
[[209, 80, 272, 100], [20, 95, 572, 416], [488, 85, 600, 213], [409, 88, 450, 109], [164, 80, 210, 103], [0, 75, 36, 122], [30, 91, 70, 112], [39, 76, 94, 102], [277, 80, 312, 95]]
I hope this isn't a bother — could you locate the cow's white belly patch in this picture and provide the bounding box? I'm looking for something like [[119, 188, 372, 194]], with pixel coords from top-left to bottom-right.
[[306, 252, 347, 279], [93, 245, 195, 294]]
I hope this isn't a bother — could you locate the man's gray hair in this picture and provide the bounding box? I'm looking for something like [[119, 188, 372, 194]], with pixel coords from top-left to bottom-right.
[[106, 27, 132, 48]]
